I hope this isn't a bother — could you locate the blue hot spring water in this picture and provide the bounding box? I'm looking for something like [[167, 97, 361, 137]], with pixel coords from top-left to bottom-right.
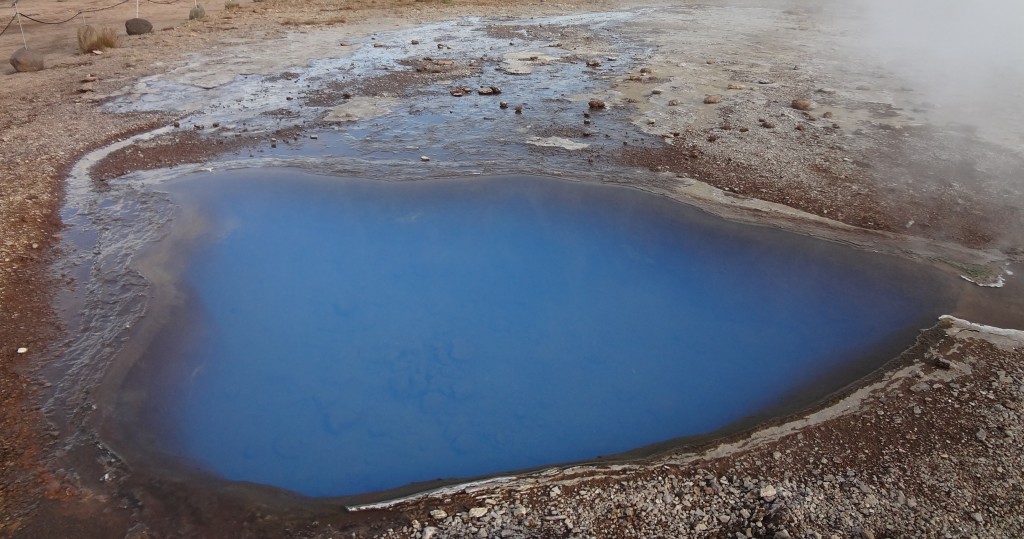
[[144, 170, 953, 497]]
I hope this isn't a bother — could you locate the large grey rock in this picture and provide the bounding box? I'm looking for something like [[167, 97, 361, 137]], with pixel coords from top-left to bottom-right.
[[125, 18, 153, 35], [10, 48, 44, 72]]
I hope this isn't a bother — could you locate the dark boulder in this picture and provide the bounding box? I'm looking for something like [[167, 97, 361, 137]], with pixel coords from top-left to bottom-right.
[[125, 18, 153, 35], [10, 48, 44, 72]]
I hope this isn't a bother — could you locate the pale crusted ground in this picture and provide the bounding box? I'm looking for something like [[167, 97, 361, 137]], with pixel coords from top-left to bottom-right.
[[2, 1, 1024, 538]]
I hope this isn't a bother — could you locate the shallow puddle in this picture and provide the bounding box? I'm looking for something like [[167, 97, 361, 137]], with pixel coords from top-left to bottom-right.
[[103, 170, 958, 498]]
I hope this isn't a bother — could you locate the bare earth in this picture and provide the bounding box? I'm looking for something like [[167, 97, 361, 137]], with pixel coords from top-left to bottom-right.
[[2, 0, 1024, 537]]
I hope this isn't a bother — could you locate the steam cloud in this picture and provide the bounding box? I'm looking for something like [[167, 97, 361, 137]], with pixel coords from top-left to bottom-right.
[[845, 0, 1024, 138]]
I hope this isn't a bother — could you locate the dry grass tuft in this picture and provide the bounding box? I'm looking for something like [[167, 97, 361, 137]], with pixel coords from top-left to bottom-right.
[[77, 25, 119, 53]]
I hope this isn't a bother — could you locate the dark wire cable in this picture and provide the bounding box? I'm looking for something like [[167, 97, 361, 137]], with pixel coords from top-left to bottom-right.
[[0, 13, 17, 37], [14, 0, 133, 25]]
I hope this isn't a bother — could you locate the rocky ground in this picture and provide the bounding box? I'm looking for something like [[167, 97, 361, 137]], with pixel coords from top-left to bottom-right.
[[2, 0, 1024, 537]]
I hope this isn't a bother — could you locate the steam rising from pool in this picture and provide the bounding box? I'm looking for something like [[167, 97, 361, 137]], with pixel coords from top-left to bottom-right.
[[128, 170, 953, 497]]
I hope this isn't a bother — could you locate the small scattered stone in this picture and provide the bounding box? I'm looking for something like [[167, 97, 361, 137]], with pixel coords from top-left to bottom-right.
[[817, 87, 837, 94], [420, 156, 431, 162], [911, 382, 930, 393], [499, 101, 509, 109], [211, 122, 220, 128], [971, 512, 984, 523], [586, 59, 602, 67], [976, 429, 987, 442], [703, 95, 722, 104], [792, 98, 814, 111], [588, 99, 606, 110], [514, 105, 523, 114], [667, 99, 679, 106], [79, 83, 95, 93], [822, 111, 833, 119], [411, 39, 420, 45], [759, 484, 777, 500], [468, 507, 487, 518], [860, 530, 876, 539], [727, 83, 746, 90], [17, 347, 28, 354], [339, 41, 351, 46], [189, 5, 206, 20], [429, 509, 447, 519], [173, 121, 180, 128], [936, 358, 953, 370], [422, 527, 439, 539], [639, 66, 653, 74], [775, 531, 791, 539], [310, 134, 318, 140], [651, 88, 663, 95], [10, 48, 45, 73]]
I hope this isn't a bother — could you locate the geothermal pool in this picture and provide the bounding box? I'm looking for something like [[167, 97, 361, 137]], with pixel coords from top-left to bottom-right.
[[117, 170, 955, 498]]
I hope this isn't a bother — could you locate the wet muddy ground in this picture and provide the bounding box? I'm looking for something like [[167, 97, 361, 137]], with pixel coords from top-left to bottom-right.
[[3, 0, 1024, 537]]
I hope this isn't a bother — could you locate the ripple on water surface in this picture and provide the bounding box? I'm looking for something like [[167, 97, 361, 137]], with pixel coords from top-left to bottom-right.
[[126, 170, 956, 497]]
